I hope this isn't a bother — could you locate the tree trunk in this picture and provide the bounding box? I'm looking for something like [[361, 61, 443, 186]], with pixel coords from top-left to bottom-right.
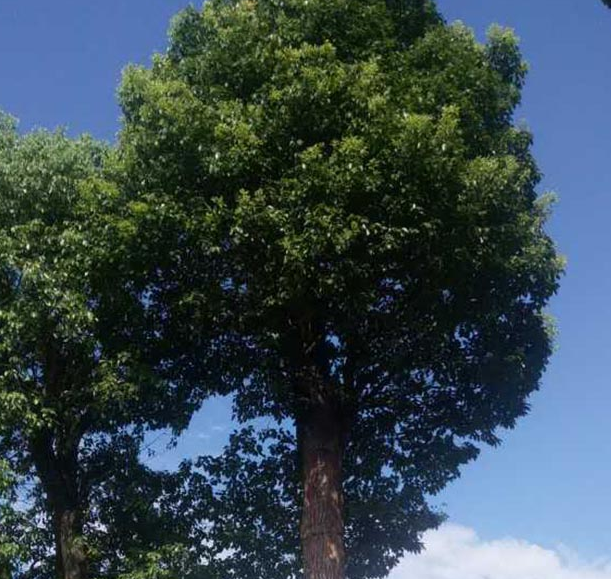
[[30, 433, 88, 579], [54, 507, 88, 579], [298, 400, 346, 579]]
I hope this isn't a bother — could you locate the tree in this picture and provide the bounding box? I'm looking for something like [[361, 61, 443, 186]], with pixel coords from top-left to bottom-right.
[[118, 1, 562, 577], [0, 117, 202, 579]]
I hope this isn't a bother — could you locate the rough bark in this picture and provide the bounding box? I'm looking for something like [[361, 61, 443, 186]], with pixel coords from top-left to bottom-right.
[[298, 394, 346, 579]]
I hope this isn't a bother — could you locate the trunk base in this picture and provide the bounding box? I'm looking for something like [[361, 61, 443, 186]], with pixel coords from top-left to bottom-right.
[[56, 509, 88, 579], [299, 403, 346, 579]]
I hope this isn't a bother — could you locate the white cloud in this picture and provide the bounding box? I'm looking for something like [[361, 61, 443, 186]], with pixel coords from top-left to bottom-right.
[[391, 524, 611, 579]]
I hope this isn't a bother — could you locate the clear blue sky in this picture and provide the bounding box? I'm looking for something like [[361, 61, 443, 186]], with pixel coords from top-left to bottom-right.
[[2, 0, 610, 562]]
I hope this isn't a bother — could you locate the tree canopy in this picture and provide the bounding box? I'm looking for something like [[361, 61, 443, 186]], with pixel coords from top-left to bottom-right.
[[116, 0, 562, 577], [0, 117, 204, 578]]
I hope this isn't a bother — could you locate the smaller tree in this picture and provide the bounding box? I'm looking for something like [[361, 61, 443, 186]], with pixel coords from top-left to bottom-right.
[[0, 115, 199, 579]]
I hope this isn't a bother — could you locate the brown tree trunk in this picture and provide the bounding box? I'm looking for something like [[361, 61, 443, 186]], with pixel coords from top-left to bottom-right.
[[54, 507, 88, 579], [298, 400, 346, 579]]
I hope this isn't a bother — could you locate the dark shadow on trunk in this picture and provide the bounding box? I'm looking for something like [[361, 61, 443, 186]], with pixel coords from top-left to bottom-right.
[[31, 431, 88, 579], [54, 507, 88, 579]]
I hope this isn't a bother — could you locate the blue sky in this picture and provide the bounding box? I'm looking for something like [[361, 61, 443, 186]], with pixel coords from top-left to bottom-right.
[[1, 0, 610, 566]]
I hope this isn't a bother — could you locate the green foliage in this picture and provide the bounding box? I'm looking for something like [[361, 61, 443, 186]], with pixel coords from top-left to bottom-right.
[[85, 435, 210, 579], [0, 462, 22, 577], [117, 546, 192, 579], [0, 0, 564, 576], [117, 0, 562, 577], [0, 117, 200, 578], [0, 119, 138, 437]]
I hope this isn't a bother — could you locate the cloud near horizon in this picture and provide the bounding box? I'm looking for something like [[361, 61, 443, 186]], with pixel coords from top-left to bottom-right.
[[390, 524, 611, 579]]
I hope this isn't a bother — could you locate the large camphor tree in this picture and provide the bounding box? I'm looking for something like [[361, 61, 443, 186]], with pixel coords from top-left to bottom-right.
[[0, 117, 201, 579], [118, 0, 562, 577]]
